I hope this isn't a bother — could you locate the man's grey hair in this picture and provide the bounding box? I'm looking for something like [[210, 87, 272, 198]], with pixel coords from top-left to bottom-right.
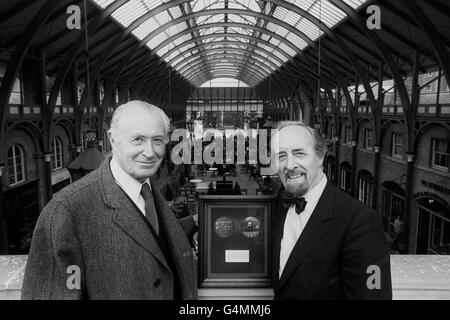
[[108, 100, 171, 139], [272, 121, 328, 159]]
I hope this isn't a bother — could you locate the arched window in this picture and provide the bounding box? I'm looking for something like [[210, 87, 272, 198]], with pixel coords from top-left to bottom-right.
[[358, 170, 374, 207], [340, 162, 352, 194], [325, 155, 335, 182], [7, 144, 25, 186], [51, 138, 63, 170], [416, 197, 449, 254], [381, 181, 405, 238], [344, 124, 352, 145]]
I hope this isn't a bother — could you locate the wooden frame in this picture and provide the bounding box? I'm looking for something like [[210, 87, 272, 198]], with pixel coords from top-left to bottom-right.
[[198, 195, 276, 288]]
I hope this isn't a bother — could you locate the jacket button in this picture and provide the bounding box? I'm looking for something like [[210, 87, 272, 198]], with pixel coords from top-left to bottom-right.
[[153, 279, 161, 288]]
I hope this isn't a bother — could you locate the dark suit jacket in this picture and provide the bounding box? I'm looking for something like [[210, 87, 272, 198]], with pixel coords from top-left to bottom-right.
[[272, 180, 392, 300], [22, 157, 197, 300]]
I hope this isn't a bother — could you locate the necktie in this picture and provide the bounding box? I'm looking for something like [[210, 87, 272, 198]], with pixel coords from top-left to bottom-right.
[[140, 183, 159, 235], [280, 192, 307, 214]]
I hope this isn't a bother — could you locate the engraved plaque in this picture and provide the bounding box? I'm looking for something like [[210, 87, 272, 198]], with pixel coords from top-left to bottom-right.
[[198, 195, 276, 288]]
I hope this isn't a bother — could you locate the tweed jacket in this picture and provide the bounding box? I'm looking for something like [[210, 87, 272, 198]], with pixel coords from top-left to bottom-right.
[[22, 157, 197, 300]]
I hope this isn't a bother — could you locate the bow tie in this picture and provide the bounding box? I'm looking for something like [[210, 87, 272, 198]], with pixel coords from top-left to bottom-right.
[[280, 192, 307, 214]]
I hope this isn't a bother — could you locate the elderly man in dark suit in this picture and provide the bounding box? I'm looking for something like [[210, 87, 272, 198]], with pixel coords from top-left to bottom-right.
[[22, 100, 197, 300], [271, 121, 392, 300]]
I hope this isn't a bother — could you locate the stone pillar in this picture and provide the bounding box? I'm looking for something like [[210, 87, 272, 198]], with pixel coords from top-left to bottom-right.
[[334, 136, 340, 186], [373, 145, 381, 210], [43, 152, 53, 203], [405, 153, 415, 254], [351, 139, 358, 198], [0, 163, 8, 254]]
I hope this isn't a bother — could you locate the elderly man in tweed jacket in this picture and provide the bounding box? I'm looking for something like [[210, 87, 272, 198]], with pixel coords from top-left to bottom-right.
[[22, 101, 197, 300]]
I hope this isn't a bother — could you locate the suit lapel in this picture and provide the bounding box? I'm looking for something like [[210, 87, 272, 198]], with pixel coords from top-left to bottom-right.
[[150, 178, 195, 298], [277, 182, 335, 291], [99, 157, 170, 271], [272, 199, 288, 290]]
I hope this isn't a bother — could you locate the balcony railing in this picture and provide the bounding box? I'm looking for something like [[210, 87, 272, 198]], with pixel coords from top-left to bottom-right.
[[1, 255, 449, 300]]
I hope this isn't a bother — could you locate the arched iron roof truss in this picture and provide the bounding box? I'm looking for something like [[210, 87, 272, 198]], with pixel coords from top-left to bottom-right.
[[90, 0, 370, 87]]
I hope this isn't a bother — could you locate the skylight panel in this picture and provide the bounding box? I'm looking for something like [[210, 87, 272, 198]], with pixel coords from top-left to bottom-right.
[[295, 19, 322, 41], [208, 36, 226, 43], [196, 14, 223, 25], [193, 0, 223, 12], [246, 0, 261, 12], [273, 6, 303, 27], [249, 54, 274, 70], [272, 50, 289, 63], [172, 36, 185, 47], [141, 0, 167, 11], [158, 34, 192, 56], [153, 10, 171, 26], [165, 24, 186, 38], [228, 36, 250, 43], [279, 42, 297, 57], [173, 51, 194, 68], [175, 60, 191, 71], [111, 0, 148, 28], [286, 32, 308, 50], [200, 27, 223, 36], [167, 41, 195, 58], [261, 54, 281, 69], [146, 32, 166, 49], [228, 0, 247, 10], [271, 38, 281, 47], [245, 61, 270, 73], [266, 22, 280, 34], [168, 6, 182, 19], [227, 14, 257, 25], [133, 18, 158, 40], [268, 37, 285, 50], [202, 37, 218, 44], [256, 42, 273, 54], [260, 33, 271, 42], [228, 27, 253, 36], [286, 0, 316, 11]]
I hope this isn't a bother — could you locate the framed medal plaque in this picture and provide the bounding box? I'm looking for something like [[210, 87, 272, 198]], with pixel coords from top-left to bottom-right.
[[198, 195, 276, 288]]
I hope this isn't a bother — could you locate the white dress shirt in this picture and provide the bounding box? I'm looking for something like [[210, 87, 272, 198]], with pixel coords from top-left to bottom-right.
[[110, 157, 151, 216], [279, 173, 328, 278]]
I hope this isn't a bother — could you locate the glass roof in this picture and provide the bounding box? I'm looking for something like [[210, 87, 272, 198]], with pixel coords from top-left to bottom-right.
[[199, 78, 249, 87], [90, 0, 369, 87]]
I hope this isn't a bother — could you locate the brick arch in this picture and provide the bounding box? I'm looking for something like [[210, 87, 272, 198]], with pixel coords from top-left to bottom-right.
[[358, 169, 374, 181], [379, 120, 407, 155], [355, 118, 373, 147], [414, 121, 450, 151], [380, 119, 405, 137], [4, 121, 43, 155], [413, 192, 450, 216], [53, 122, 75, 168], [53, 119, 75, 146], [355, 118, 372, 136]]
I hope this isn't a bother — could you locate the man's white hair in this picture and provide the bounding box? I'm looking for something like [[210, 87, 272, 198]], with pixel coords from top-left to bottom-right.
[[108, 100, 171, 139]]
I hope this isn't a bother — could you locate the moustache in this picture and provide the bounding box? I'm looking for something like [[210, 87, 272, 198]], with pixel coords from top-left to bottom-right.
[[283, 169, 306, 180]]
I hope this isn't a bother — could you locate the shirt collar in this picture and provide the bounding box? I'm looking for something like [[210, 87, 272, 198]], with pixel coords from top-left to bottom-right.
[[301, 172, 328, 211], [110, 157, 151, 203]]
